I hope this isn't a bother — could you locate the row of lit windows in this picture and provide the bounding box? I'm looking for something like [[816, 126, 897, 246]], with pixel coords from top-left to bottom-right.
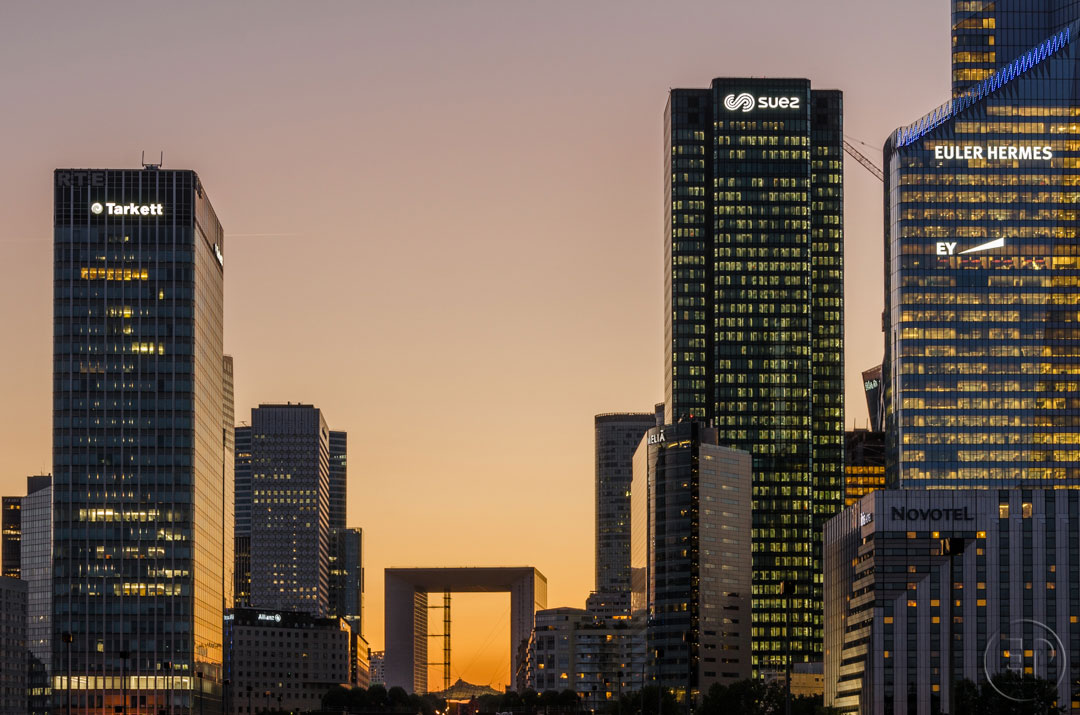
[[901, 327, 1080, 340], [716, 191, 808, 202], [904, 432, 1080, 445], [899, 225, 1078, 239], [719, 150, 810, 161], [900, 397, 1071, 409], [899, 467, 1078, 480], [900, 291, 1080, 306], [899, 190, 1080, 203], [717, 205, 810, 216], [901, 208, 1080, 221], [899, 344, 1080, 358], [900, 413, 1080, 428], [952, 50, 996, 63], [952, 121, 1080, 134], [903, 449, 1080, 462], [81, 267, 150, 281], [720, 135, 809, 147], [898, 362, 1080, 376], [899, 172, 1080, 186], [899, 379, 1080, 393], [952, 68, 994, 83]]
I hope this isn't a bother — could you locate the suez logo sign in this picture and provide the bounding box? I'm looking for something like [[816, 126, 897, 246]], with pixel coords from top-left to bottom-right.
[[723, 92, 802, 112], [90, 202, 165, 217]]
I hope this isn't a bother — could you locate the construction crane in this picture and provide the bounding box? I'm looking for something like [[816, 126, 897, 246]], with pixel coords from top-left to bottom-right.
[[843, 137, 884, 183]]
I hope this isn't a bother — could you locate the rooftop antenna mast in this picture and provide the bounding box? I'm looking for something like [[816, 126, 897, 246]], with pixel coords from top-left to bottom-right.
[[141, 151, 163, 170]]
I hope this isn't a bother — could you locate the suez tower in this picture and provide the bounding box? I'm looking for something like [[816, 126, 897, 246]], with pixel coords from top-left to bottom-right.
[[663, 78, 844, 676], [52, 168, 232, 714], [883, 14, 1080, 489]]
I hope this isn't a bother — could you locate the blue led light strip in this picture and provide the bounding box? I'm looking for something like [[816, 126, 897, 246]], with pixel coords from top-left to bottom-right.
[[894, 26, 1071, 147]]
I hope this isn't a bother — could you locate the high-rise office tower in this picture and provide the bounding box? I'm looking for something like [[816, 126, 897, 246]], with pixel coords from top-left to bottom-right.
[[664, 79, 845, 672], [594, 410, 659, 597], [330, 527, 364, 634], [233, 425, 252, 608], [246, 403, 332, 616], [329, 430, 347, 532], [20, 475, 52, 713], [327, 430, 350, 617], [631, 421, 753, 696], [2, 495, 20, 579], [861, 365, 884, 432], [52, 167, 231, 713], [884, 6, 1080, 488], [951, 0, 1080, 97]]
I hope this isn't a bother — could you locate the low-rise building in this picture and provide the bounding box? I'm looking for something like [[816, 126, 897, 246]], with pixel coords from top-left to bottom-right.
[[527, 606, 644, 710], [225, 608, 362, 714], [825, 489, 1080, 714], [369, 650, 385, 686]]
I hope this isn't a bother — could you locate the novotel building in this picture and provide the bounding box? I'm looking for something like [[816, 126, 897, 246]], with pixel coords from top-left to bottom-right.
[[883, 5, 1080, 489], [664, 77, 844, 675], [52, 168, 232, 713], [824, 489, 1080, 713]]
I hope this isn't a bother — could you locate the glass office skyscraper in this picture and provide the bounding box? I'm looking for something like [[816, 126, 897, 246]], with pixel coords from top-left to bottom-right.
[[884, 6, 1080, 488], [630, 422, 753, 695], [664, 78, 844, 673], [246, 403, 331, 616], [595, 411, 658, 597], [52, 167, 232, 713]]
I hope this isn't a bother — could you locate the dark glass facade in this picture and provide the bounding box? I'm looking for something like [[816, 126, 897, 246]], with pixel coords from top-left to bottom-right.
[[233, 425, 252, 608], [52, 168, 231, 713], [884, 22, 1080, 488], [825, 490, 1080, 713], [664, 78, 844, 672], [1, 496, 20, 579], [328, 430, 347, 533], [247, 404, 331, 616], [594, 411, 658, 596], [630, 422, 753, 696], [862, 364, 884, 432], [952, 0, 1080, 96]]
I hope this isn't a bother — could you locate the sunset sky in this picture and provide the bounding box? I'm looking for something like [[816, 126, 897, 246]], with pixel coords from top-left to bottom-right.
[[0, 1, 951, 690]]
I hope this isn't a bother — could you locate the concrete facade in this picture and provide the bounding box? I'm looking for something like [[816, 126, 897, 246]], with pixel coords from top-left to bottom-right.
[[225, 607, 363, 714], [826, 489, 1080, 714], [384, 567, 546, 693]]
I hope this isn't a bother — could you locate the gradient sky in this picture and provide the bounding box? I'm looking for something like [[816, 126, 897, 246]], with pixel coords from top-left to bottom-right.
[[0, 1, 951, 691]]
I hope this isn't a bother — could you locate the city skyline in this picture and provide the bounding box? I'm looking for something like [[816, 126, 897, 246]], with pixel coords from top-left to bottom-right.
[[0, 0, 952, 691]]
